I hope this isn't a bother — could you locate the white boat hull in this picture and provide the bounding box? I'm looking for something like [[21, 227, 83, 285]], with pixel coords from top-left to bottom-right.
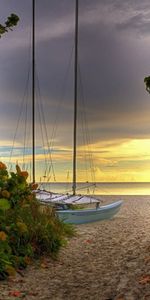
[[57, 200, 123, 224]]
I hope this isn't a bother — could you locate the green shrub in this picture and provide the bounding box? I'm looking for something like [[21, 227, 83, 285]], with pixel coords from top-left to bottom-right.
[[0, 162, 74, 279]]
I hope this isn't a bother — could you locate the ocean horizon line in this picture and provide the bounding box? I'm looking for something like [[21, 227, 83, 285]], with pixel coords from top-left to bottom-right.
[[37, 181, 150, 184]]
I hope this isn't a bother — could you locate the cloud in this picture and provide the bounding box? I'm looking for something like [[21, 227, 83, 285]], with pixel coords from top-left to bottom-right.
[[78, 0, 150, 39], [1, 0, 150, 174], [116, 13, 150, 37], [37, 14, 74, 43]]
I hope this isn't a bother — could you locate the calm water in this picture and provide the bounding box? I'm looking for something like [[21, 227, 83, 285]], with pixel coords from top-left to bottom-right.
[[39, 182, 150, 195]]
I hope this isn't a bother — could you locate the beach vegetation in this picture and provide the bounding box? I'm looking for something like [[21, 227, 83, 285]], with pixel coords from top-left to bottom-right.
[[0, 163, 74, 280], [144, 76, 150, 94], [0, 14, 19, 38]]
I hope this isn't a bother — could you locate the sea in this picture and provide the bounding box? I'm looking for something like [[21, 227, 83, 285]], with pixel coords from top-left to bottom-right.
[[38, 182, 150, 196]]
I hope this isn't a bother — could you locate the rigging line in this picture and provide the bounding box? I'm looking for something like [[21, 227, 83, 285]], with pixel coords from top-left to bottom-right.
[[9, 27, 32, 170], [36, 77, 49, 177], [85, 124, 96, 183], [35, 44, 74, 181], [23, 107, 32, 173], [36, 89, 54, 179], [80, 118, 89, 181], [35, 67, 55, 181], [80, 103, 93, 183], [77, 78, 89, 182], [24, 111, 33, 173], [8, 65, 31, 169], [36, 78, 57, 183], [79, 103, 96, 183], [22, 26, 32, 173], [78, 103, 89, 181], [48, 44, 74, 152], [36, 78, 48, 176], [78, 63, 96, 183], [65, 170, 70, 193], [22, 84, 29, 169], [36, 82, 54, 178], [80, 72, 95, 182], [22, 28, 33, 172], [95, 183, 114, 195], [63, 182, 96, 194], [83, 123, 95, 183], [78, 65, 91, 153], [45, 43, 74, 183]]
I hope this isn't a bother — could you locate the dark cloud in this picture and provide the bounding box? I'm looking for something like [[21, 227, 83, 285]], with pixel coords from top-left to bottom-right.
[[0, 0, 150, 151], [116, 13, 150, 36]]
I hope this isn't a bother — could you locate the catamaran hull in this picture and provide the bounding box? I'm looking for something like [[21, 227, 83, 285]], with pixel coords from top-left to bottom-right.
[[57, 200, 123, 224]]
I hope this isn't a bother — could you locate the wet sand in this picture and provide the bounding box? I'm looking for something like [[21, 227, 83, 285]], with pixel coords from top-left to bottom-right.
[[1, 196, 150, 300]]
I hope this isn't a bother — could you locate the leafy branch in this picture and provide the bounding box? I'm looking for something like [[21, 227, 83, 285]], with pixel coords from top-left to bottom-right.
[[144, 76, 150, 94], [0, 14, 19, 38]]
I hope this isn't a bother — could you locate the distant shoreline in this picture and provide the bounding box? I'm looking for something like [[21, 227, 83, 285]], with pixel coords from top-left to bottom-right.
[[37, 182, 150, 195]]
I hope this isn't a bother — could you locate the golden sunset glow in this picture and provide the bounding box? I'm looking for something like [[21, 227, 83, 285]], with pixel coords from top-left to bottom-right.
[[85, 139, 150, 182], [2, 138, 150, 182]]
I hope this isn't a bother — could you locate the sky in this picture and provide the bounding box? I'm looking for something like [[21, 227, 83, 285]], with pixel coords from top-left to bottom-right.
[[1, 0, 150, 182]]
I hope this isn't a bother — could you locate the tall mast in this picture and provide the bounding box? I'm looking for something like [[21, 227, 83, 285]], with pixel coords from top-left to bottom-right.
[[32, 0, 35, 183], [72, 0, 79, 195]]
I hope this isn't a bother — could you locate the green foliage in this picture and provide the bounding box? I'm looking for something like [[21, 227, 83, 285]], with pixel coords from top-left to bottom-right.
[[0, 162, 74, 280], [0, 13, 19, 38], [5, 14, 19, 28], [144, 76, 150, 94], [0, 198, 10, 210]]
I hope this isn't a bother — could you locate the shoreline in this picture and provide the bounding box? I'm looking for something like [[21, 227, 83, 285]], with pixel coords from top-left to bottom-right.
[[1, 196, 150, 299]]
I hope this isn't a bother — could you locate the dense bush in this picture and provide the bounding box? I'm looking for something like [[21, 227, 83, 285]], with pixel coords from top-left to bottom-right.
[[0, 162, 74, 280]]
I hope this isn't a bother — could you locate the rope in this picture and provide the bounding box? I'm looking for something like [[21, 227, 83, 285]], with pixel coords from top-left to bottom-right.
[[9, 65, 31, 169], [48, 44, 74, 152], [9, 28, 32, 171], [22, 83, 30, 169], [34, 43, 74, 184], [35, 66, 56, 181], [78, 62, 96, 185]]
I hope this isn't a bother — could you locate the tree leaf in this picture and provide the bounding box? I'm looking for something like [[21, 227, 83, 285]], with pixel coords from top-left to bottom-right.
[[0, 198, 10, 210]]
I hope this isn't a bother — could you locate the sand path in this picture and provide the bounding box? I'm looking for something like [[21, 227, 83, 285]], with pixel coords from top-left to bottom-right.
[[1, 196, 150, 300]]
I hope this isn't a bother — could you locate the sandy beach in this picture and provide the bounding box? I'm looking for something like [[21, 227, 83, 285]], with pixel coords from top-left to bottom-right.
[[1, 196, 150, 300]]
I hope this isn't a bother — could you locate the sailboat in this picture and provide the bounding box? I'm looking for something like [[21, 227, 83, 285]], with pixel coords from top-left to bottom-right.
[[32, 0, 123, 224]]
